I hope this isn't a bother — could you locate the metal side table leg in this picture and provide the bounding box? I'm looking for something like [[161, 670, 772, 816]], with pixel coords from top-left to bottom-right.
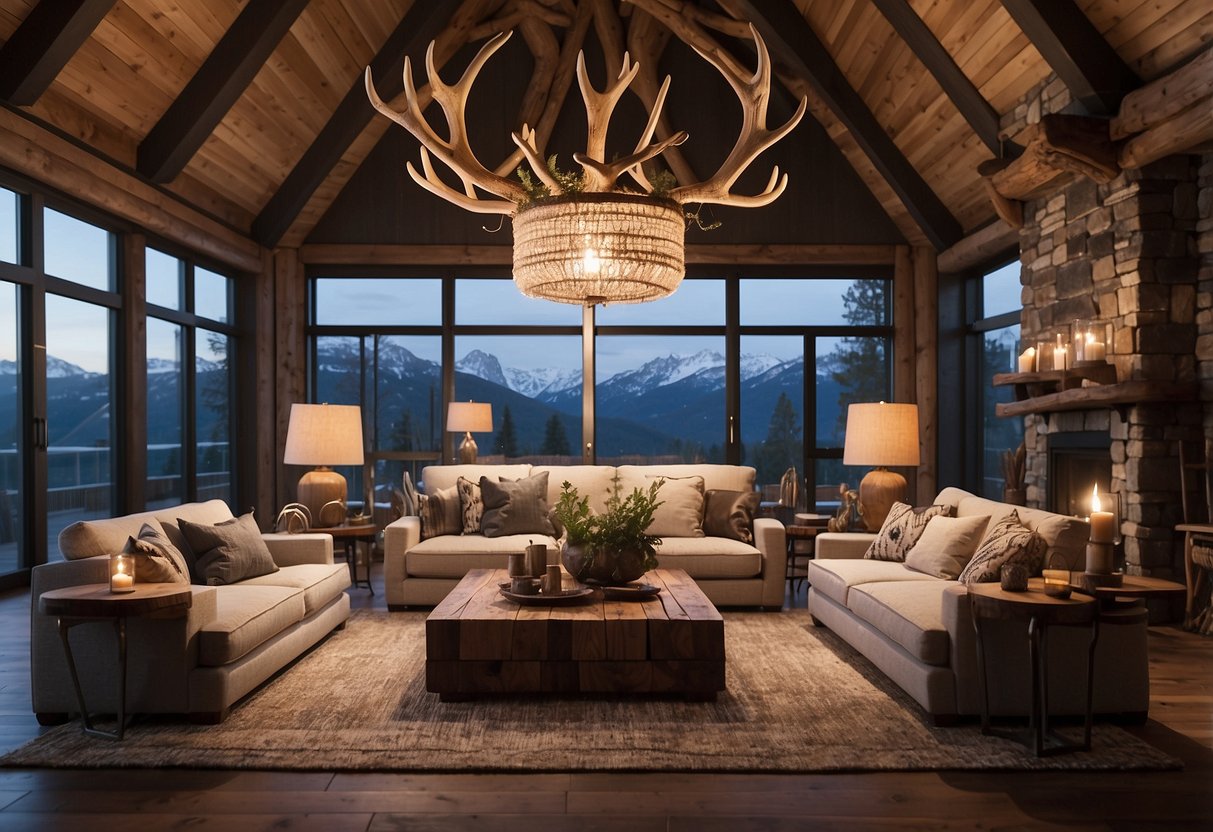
[[56, 617, 128, 740]]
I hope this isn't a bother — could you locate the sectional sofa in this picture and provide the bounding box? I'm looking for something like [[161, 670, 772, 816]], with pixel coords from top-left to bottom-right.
[[383, 463, 786, 609], [808, 487, 1150, 723], [31, 500, 351, 724]]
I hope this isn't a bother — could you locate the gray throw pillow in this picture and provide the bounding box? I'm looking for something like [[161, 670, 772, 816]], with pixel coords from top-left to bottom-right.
[[959, 510, 1047, 584], [703, 489, 760, 544], [179, 512, 279, 586], [419, 485, 461, 539], [480, 472, 555, 538], [864, 502, 954, 562], [121, 521, 190, 584]]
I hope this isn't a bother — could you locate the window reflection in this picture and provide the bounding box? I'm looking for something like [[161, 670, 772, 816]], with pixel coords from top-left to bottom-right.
[[147, 248, 183, 311], [195, 267, 230, 323], [44, 208, 113, 291]]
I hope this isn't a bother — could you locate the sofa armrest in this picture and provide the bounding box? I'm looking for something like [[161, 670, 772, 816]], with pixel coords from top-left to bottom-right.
[[815, 532, 874, 559], [262, 533, 334, 566], [753, 517, 787, 609], [383, 516, 421, 606]]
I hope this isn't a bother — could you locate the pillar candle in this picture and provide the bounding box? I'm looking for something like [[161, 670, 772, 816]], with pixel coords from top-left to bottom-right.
[[1089, 510, 1115, 543], [1018, 347, 1036, 373], [1053, 344, 1067, 371], [1085, 338, 1106, 362]]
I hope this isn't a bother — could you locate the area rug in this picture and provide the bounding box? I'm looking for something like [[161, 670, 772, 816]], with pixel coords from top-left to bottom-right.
[[1, 609, 1180, 772]]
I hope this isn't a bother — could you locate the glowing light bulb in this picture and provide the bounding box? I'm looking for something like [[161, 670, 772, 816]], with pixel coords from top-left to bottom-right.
[[582, 246, 601, 275]]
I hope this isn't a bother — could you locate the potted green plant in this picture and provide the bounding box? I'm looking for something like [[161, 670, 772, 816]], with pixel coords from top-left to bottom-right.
[[553, 477, 664, 585]]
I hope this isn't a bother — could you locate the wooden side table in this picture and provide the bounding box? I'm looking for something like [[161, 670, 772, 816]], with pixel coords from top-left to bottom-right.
[[968, 583, 1099, 757], [38, 583, 192, 740], [326, 522, 377, 593], [784, 523, 826, 593]]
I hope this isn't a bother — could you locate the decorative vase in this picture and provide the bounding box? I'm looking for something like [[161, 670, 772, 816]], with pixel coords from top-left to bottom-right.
[[560, 542, 647, 585], [1003, 487, 1026, 506]]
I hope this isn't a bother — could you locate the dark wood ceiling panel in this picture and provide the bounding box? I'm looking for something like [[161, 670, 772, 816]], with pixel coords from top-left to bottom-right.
[[0, 0, 116, 104]]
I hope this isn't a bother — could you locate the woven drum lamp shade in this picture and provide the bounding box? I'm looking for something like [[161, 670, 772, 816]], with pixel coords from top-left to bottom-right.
[[284, 403, 364, 528], [843, 402, 920, 532], [512, 193, 685, 306]]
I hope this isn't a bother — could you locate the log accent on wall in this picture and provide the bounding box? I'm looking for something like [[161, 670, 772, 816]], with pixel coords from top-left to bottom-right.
[[979, 115, 1118, 199], [0, 108, 263, 274], [120, 232, 147, 513], [0, 0, 116, 105], [913, 245, 938, 503], [252, 248, 277, 524], [274, 248, 307, 512], [1118, 99, 1213, 170], [297, 243, 899, 266], [1111, 45, 1213, 140], [892, 244, 916, 407], [936, 221, 1019, 274]]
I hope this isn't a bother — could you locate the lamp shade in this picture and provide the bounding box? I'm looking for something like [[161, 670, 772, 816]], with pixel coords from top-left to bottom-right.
[[446, 401, 493, 433], [842, 402, 920, 467], [284, 403, 364, 466]]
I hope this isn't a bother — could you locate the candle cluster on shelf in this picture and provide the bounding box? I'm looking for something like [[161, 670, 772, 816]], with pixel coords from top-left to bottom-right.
[[1071, 320, 1109, 365]]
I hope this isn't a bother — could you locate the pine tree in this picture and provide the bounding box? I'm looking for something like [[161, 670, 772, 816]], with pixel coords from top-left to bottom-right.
[[753, 391, 801, 486], [390, 409, 416, 452], [494, 405, 518, 458], [540, 413, 571, 455], [830, 279, 889, 439]]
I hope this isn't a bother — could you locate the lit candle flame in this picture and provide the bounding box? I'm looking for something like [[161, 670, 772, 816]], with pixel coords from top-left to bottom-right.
[[1091, 483, 1101, 513]]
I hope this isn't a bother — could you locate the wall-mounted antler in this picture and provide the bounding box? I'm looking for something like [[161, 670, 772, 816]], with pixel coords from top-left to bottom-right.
[[365, 17, 804, 212]]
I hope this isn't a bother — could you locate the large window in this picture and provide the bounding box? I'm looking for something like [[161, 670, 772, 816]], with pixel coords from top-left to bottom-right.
[[0, 280, 20, 575], [308, 272, 893, 507], [973, 260, 1022, 499]]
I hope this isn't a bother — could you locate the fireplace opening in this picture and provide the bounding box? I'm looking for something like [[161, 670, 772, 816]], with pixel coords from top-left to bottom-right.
[[1048, 431, 1112, 518]]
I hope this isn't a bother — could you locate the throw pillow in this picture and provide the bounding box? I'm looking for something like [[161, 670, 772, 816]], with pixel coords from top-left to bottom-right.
[[903, 514, 991, 579], [864, 502, 954, 562], [178, 512, 278, 586], [419, 485, 461, 539], [959, 510, 1048, 584], [703, 489, 761, 544], [480, 472, 555, 538], [121, 521, 190, 584], [457, 476, 483, 535], [401, 470, 419, 516], [645, 476, 705, 538]]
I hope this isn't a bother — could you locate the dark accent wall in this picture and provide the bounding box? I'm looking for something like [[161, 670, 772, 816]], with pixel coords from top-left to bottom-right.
[[307, 32, 904, 246]]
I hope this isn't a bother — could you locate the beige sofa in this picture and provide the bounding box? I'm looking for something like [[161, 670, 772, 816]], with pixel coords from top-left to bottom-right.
[[384, 463, 786, 609], [31, 500, 351, 724], [807, 487, 1150, 723]]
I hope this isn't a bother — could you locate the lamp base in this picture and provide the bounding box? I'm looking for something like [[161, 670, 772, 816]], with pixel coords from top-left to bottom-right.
[[858, 467, 908, 532], [297, 467, 347, 528], [458, 432, 479, 464]]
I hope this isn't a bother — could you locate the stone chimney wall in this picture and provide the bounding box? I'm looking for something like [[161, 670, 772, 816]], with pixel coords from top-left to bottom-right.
[[1016, 156, 1206, 578]]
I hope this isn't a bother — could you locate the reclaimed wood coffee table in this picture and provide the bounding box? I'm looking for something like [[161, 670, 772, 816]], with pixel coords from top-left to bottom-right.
[[426, 568, 724, 701]]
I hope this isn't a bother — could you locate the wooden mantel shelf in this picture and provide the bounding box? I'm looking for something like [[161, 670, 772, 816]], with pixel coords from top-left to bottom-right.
[[994, 378, 1197, 418]]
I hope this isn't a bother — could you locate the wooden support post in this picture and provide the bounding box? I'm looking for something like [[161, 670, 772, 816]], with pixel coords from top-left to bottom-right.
[[913, 246, 938, 503], [120, 233, 147, 514], [893, 245, 916, 408], [274, 248, 306, 510], [253, 248, 277, 523]]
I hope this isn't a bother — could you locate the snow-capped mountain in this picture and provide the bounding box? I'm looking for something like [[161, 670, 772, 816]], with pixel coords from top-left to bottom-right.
[[506, 366, 582, 398], [598, 349, 725, 397], [47, 356, 93, 378], [456, 349, 508, 388]]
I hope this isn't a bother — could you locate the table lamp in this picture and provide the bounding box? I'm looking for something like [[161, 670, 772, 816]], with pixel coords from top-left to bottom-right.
[[284, 403, 364, 527], [842, 402, 920, 531], [447, 401, 493, 463]]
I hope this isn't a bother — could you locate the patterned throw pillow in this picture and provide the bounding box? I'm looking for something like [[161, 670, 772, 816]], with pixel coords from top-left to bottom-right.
[[457, 476, 483, 535], [864, 502, 954, 562], [121, 521, 190, 584], [958, 510, 1048, 584], [703, 489, 761, 544], [418, 486, 460, 539]]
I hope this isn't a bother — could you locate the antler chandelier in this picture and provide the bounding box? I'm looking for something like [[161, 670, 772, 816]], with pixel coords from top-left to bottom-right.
[[366, 15, 805, 306]]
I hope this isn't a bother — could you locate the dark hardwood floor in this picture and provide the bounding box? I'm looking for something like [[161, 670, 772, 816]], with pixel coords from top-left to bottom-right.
[[1, 564, 1211, 831]]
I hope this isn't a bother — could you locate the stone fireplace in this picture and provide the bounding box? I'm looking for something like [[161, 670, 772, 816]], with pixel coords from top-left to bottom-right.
[[1015, 153, 1210, 580]]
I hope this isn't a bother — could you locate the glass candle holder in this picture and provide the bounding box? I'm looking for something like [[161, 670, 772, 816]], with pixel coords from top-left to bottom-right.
[[1073, 320, 1109, 364], [109, 552, 136, 593]]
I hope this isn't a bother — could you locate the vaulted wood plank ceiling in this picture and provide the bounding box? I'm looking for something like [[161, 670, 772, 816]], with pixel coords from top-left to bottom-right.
[[0, 0, 1208, 256]]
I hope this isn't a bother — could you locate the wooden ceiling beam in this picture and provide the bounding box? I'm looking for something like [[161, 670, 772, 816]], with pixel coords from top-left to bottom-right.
[[718, 0, 962, 249], [998, 0, 1139, 115], [252, 0, 454, 248], [137, 0, 312, 184], [870, 0, 1008, 157], [0, 0, 117, 105]]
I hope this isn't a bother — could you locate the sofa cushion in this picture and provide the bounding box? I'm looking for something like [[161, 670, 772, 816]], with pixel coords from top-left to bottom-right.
[[457, 476, 483, 534], [937, 487, 1088, 571], [959, 510, 1048, 584], [421, 464, 532, 495], [419, 485, 461, 539], [57, 499, 233, 561], [865, 502, 954, 562], [904, 514, 990, 579], [532, 465, 619, 514], [703, 489, 760, 544], [618, 464, 755, 494], [480, 472, 555, 537], [653, 536, 761, 579], [808, 558, 938, 607], [197, 585, 305, 666], [180, 513, 280, 586], [646, 476, 705, 538], [407, 533, 560, 578], [240, 563, 351, 615], [121, 521, 191, 584], [847, 580, 951, 666]]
